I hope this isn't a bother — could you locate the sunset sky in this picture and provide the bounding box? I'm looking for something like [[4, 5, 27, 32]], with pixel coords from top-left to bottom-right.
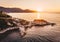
[[0, 0, 60, 12]]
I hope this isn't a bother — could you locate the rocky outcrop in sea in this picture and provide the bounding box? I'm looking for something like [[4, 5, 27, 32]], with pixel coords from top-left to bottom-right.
[[0, 11, 58, 42]]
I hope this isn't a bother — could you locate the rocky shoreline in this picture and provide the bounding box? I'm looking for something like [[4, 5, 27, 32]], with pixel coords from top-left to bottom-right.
[[0, 11, 58, 42]]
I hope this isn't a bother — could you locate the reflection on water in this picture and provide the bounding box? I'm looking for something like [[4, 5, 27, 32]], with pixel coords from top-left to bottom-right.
[[8, 13, 60, 28], [8, 13, 60, 24], [1, 13, 60, 42]]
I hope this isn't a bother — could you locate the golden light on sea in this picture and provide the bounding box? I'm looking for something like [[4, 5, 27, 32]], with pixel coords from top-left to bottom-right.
[[37, 13, 40, 19], [36, 8, 42, 19]]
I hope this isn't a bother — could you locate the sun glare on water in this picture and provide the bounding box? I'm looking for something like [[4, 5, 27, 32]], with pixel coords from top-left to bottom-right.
[[37, 13, 40, 19], [36, 8, 42, 19]]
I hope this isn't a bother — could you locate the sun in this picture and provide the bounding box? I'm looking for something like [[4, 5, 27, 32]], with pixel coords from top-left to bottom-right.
[[36, 8, 42, 12]]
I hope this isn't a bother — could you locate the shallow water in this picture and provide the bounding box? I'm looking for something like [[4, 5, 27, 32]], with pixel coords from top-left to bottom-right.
[[1, 13, 60, 42]]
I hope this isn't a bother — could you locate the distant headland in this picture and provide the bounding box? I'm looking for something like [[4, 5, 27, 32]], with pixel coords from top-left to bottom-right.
[[0, 6, 36, 13], [0, 6, 60, 13]]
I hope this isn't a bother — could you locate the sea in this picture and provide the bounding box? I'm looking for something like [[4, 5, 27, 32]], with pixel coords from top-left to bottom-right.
[[1, 13, 60, 42], [8, 13, 60, 24]]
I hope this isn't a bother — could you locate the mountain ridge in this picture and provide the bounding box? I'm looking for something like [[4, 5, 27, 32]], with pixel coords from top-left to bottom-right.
[[0, 6, 36, 13]]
